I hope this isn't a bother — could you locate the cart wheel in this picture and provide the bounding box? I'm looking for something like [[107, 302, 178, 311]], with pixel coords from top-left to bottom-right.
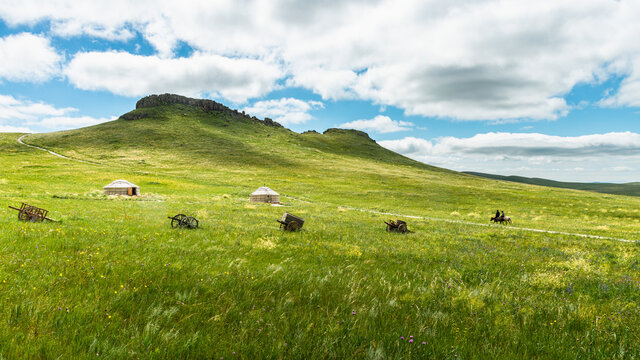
[[186, 217, 199, 229], [287, 221, 300, 231], [18, 211, 29, 222], [171, 214, 186, 228], [179, 216, 191, 228], [397, 223, 407, 233]]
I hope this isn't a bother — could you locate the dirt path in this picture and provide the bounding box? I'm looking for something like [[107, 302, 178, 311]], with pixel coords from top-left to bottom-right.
[[343, 206, 638, 244], [17, 134, 99, 165]]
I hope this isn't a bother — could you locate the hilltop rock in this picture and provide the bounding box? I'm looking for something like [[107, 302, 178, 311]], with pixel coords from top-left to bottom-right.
[[119, 112, 148, 121], [323, 128, 376, 142], [133, 93, 283, 128], [136, 93, 230, 112]]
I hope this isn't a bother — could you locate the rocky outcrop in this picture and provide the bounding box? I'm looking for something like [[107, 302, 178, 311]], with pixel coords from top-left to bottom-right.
[[136, 93, 230, 112], [132, 93, 283, 128], [323, 128, 375, 142], [119, 112, 148, 121]]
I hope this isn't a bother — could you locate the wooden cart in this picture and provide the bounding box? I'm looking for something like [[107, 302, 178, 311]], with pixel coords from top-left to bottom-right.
[[384, 219, 408, 233], [168, 214, 199, 229], [8, 203, 56, 222], [277, 212, 304, 231]]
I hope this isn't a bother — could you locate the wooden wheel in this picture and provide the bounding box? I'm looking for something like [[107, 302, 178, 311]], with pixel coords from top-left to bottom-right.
[[18, 210, 29, 222], [287, 221, 300, 231], [185, 216, 199, 229], [171, 214, 187, 228], [397, 223, 407, 233]]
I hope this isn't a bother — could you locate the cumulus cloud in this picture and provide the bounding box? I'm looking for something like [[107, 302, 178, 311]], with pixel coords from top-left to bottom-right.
[[64, 51, 282, 103], [339, 115, 414, 133], [0, 33, 62, 82], [0, 94, 113, 132], [0, 94, 75, 120], [381, 132, 640, 158], [242, 98, 323, 125], [0, 125, 32, 133], [2, 1, 640, 120], [28, 115, 115, 130], [379, 132, 640, 182]]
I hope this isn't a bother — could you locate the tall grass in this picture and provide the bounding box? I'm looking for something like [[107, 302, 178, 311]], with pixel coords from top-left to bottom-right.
[[0, 105, 639, 359]]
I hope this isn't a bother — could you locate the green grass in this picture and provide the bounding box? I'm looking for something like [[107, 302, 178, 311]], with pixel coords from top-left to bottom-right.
[[1, 102, 640, 359]]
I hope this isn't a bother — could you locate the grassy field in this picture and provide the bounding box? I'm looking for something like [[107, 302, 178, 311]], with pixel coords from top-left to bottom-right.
[[1, 102, 640, 359]]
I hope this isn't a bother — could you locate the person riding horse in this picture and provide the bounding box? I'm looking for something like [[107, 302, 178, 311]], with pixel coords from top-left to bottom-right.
[[495, 210, 500, 219]]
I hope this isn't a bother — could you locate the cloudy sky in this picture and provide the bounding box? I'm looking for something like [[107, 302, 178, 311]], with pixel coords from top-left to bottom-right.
[[1, 0, 639, 182]]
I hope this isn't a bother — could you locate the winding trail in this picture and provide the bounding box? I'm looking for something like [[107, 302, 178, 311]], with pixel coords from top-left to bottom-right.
[[343, 206, 638, 244], [17, 134, 99, 165]]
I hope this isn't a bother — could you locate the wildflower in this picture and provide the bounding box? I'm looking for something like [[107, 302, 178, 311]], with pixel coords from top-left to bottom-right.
[[409, 339, 413, 343], [352, 311, 356, 315], [422, 342, 426, 345], [400, 336, 404, 340]]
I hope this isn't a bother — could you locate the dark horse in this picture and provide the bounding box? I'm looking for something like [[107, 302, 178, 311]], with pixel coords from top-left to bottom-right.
[[491, 216, 512, 225]]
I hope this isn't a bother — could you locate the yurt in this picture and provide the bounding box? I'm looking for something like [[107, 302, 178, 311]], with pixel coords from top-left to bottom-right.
[[103, 180, 140, 196], [250, 186, 279, 204]]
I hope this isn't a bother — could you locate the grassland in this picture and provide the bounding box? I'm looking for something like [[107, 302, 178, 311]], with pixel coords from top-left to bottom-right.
[[1, 102, 640, 359]]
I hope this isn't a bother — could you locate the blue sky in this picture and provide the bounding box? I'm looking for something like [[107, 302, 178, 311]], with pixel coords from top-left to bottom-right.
[[1, 1, 639, 182]]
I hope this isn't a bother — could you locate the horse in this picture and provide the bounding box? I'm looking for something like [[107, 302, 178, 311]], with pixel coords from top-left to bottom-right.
[[490, 216, 512, 225]]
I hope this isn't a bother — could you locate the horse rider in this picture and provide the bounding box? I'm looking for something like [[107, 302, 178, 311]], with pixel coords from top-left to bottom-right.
[[495, 209, 500, 219], [501, 210, 505, 219]]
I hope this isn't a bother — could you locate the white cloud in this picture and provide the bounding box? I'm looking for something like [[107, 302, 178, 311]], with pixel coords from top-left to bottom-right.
[[64, 51, 282, 103], [242, 98, 323, 125], [0, 94, 113, 132], [29, 115, 115, 130], [0, 125, 32, 133], [0, 94, 75, 121], [339, 115, 414, 133], [2, 1, 640, 120], [611, 166, 633, 172], [381, 132, 640, 158], [0, 33, 62, 82], [379, 132, 640, 182]]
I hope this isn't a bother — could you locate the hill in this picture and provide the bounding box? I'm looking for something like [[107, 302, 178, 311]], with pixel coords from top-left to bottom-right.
[[1, 94, 640, 358], [465, 171, 640, 197]]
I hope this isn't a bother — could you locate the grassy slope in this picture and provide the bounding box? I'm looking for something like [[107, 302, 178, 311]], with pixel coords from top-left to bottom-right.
[[465, 171, 640, 197], [0, 104, 639, 359]]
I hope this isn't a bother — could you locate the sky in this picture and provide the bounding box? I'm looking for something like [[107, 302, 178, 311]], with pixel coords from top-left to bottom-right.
[[0, 0, 639, 183]]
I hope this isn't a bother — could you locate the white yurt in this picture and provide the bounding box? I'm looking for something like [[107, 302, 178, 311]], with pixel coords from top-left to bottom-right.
[[250, 186, 279, 204], [103, 180, 140, 196]]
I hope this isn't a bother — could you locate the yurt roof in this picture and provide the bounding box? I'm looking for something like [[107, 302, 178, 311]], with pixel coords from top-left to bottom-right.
[[251, 186, 279, 196], [103, 179, 139, 189]]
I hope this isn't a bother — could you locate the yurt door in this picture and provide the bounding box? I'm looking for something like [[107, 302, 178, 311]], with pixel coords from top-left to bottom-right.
[[128, 187, 133, 196]]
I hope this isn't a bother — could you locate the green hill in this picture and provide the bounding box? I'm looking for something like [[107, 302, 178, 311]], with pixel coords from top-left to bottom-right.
[[465, 171, 640, 197], [1, 94, 640, 359]]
